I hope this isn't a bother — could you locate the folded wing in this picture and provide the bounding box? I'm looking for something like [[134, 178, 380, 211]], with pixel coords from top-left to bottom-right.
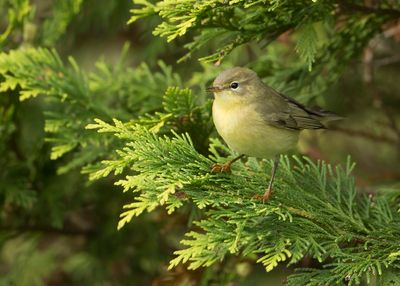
[[257, 86, 340, 130]]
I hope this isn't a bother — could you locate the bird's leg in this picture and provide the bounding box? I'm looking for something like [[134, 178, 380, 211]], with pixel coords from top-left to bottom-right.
[[253, 156, 280, 202], [262, 156, 280, 202], [211, 154, 245, 173]]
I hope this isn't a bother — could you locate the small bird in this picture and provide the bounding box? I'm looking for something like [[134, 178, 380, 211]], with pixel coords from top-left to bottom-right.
[[207, 67, 339, 202]]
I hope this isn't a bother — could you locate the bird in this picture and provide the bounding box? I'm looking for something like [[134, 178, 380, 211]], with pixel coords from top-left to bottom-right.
[[207, 67, 340, 202]]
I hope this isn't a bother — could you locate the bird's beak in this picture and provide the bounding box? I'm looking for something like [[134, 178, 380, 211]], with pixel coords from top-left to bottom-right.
[[206, 85, 223, 93]]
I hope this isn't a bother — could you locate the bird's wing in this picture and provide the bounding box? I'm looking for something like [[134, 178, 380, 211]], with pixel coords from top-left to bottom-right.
[[256, 87, 327, 130]]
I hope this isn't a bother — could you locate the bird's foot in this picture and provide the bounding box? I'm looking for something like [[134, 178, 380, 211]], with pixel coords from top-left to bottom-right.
[[253, 188, 273, 203], [210, 162, 232, 173]]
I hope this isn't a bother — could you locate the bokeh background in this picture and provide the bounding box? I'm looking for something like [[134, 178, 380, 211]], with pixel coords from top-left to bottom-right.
[[0, 1, 399, 285]]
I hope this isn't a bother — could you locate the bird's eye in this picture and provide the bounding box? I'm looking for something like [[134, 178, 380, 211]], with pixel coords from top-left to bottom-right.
[[230, 82, 239, 90]]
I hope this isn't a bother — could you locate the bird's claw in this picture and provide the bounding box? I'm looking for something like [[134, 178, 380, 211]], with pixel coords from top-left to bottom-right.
[[210, 163, 232, 173], [253, 188, 273, 203]]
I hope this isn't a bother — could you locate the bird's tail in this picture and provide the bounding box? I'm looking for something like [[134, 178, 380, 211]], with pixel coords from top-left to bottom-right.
[[310, 107, 343, 125]]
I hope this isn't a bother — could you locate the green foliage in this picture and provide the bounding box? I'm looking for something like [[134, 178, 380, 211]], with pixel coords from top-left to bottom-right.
[[1, 0, 400, 285], [88, 121, 400, 284], [0, 46, 182, 173], [295, 22, 319, 71], [0, 0, 32, 47], [129, 0, 397, 64], [38, 0, 83, 46], [129, 0, 399, 103], [85, 84, 212, 179], [0, 236, 56, 286]]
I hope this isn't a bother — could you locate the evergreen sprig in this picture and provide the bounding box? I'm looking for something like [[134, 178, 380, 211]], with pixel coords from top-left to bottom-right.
[[1, 1, 399, 284], [38, 0, 84, 46], [129, 0, 399, 65], [88, 120, 400, 285], [129, 0, 400, 106], [0, 46, 182, 173], [0, 0, 31, 48]]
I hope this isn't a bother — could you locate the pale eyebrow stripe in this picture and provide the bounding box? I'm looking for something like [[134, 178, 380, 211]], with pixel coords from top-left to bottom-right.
[[223, 77, 252, 90]]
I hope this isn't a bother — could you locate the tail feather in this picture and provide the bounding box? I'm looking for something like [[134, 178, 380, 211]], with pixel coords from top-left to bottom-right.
[[309, 107, 343, 124]]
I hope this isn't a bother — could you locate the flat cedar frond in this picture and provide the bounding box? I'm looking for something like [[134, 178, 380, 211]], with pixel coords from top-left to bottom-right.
[[0, 47, 183, 173], [88, 122, 400, 285], [1, 1, 399, 285]]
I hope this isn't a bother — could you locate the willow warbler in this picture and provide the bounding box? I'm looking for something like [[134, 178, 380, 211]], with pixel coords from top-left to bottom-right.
[[208, 67, 339, 201]]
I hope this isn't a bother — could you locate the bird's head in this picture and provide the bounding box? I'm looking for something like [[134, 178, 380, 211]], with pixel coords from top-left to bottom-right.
[[207, 67, 263, 102]]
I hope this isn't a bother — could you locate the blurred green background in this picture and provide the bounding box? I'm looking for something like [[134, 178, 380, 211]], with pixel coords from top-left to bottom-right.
[[0, 0, 399, 285]]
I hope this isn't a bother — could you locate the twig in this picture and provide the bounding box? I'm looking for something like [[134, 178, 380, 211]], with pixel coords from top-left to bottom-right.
[[338, 1, 400, 18], [330, 126, 398, 145], [374, 55, 400, 67], [0, 224, 95, 237]]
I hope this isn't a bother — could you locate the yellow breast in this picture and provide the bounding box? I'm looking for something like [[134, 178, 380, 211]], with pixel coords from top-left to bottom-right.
[[212, 96, 299, 158]]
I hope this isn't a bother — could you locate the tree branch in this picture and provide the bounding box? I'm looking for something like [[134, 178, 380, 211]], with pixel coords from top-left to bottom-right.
[[338, 1, 400, 18], [330, 126, 399, 145], [0, 224, 96, 237]]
